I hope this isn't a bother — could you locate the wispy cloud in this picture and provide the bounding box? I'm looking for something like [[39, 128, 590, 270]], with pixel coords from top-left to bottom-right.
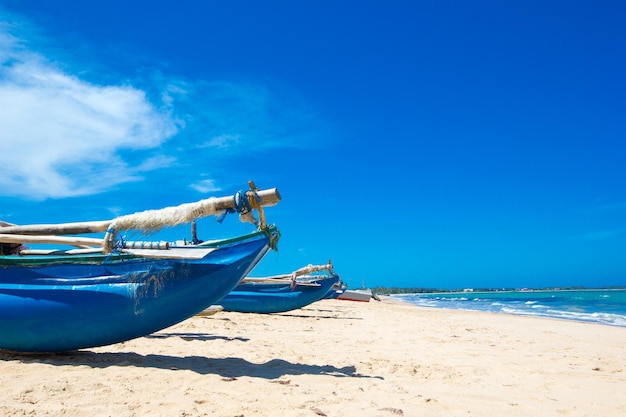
[[164, 79, 325, 153], [572, 229, 626, 241], [577, 201, 626, 214], [595, 202, 626, 211], [0, 21, 179, 200], [190, 179, 222, 194], [0, 12, 325, 200], [199, 134, 241, 150]]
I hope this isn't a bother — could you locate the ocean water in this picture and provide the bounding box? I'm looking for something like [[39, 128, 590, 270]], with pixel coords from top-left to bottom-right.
[[391, 289, 626, 328]]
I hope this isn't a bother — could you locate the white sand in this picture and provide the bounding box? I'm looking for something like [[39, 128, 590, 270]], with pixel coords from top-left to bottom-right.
[[1, 297, 625, 416]]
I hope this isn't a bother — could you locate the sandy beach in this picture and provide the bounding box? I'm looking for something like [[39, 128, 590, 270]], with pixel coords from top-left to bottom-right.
[[1, 297, 625, 417]]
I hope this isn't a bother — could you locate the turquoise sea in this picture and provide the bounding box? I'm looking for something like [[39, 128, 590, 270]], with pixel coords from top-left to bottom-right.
[[391, 289, 626, 327]]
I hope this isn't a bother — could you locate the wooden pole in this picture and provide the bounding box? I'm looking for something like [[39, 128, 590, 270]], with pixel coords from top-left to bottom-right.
[[0, 233, 103, 247], [241, 263, 335, 284], [0, 187, 281, 236]]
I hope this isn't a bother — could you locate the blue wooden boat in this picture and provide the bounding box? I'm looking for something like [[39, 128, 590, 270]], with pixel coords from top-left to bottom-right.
[[323, 282, 347, 299], [0, 185, 281, 352], [218, 263, 340, 313]]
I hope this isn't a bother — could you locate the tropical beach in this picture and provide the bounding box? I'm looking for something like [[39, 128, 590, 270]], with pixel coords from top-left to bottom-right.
[[1, 2, 625, 416], [1, 297, 625, 417]]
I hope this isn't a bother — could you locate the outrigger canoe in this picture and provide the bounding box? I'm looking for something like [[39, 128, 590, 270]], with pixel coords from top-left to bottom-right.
[[218, 262, 340, 313], [0, 183, 281, 352]]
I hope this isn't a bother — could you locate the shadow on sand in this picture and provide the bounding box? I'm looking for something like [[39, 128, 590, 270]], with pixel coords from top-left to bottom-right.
[[144, 332, 250, 342], [273, 312, 363, 319], [268, 307, 365, 320], [0, 350, 382, 380]]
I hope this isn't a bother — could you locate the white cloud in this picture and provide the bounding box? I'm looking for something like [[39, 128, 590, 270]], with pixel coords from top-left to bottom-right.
[[190, 179, 221, 194], [0, 12, 326, 201], [136, 155, 178, 171], [200, 134, 241, 149], [0, 24, 178, 200]]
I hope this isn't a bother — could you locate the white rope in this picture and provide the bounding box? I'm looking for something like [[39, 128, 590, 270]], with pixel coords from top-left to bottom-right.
[[292, 263, 334, 277], [110, 197, 222, 234]]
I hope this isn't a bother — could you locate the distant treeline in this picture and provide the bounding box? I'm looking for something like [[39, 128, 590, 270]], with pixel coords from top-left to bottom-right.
[[371, 285, 626, 295], [372, 287, 452, 295]]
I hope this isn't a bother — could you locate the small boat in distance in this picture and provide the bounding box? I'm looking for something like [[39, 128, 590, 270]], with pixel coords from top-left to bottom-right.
[[0, 182, 281, 353], [217, 262, 340, 313], [338, 288, 375, 302]]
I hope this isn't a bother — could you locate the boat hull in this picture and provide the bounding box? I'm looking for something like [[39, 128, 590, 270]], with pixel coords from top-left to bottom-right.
[[219, 275, 339, 314], [337, 289, 372, 302], [0, 228, 273, 352]]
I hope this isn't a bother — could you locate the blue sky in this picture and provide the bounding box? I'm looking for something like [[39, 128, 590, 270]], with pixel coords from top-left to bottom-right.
[[1, 1, 624, 290]]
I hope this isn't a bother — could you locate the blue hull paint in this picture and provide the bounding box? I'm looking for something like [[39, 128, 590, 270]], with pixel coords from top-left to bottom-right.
[[323, 286, 346, 299], [0, 228, 273, 352], [219, 275, 339, 314]]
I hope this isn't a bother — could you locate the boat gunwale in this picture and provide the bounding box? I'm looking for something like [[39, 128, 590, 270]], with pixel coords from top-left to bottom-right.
[[0, 225, 277, 266]]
